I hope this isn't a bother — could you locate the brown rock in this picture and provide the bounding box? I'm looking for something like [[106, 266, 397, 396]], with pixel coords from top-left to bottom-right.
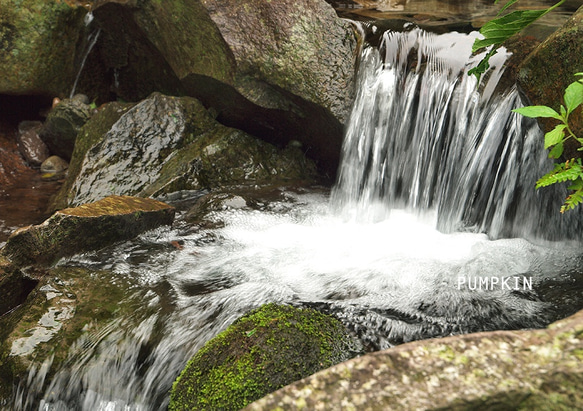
[[1, 195, 175, 267], [17, 121, 49, 167]]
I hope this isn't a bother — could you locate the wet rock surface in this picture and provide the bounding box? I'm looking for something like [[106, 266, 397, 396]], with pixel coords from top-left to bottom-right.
[[0, 265, 149, 406], [39, 95, 93, 161], [245, 308, 583, 410], [1, 195, 175, 267], [52, 93, 317, 209], [17, 122, 49, 168]]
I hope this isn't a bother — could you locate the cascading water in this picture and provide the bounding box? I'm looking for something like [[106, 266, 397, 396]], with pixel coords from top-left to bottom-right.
[[10, 24, 583, 411], [69, 12, 101, 99], [332, 23, 583, 240]]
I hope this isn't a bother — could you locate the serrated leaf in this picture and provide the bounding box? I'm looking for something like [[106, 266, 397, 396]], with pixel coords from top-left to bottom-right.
[[544, 124, 567, 149], [472, 9, 548, 52], [564, 80, 583, 114], [561, 187, 583, 213], [549, 142, 564, 158], [536, 159, 583, 188], [512, 105, 562, 120]]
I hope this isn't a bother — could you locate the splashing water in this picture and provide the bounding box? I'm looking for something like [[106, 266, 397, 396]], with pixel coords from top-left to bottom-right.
[[11, 25, 583, 410]]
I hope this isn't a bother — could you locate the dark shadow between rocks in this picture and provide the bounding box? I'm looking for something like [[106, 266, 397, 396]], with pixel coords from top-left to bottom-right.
[[181, 74, 343, 180]]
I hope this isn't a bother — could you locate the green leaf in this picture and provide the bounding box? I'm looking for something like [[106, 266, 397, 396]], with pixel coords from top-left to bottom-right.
[[468, 48, 498, 83], [536, 159, 583, 188], [568, 178, 583, 191], [549, 142, 564, 158], [561, 186, 583, 213], [564, 80, 583, 114], [512, 105, 562, 120], [498, 0, 520, 15], [472, 9, 548, 52], [544, 124, 567, 149]]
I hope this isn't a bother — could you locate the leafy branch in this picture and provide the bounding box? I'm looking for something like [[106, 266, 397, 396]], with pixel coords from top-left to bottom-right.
[[468, 0, 566, 81], [513, 74, 583, 213]]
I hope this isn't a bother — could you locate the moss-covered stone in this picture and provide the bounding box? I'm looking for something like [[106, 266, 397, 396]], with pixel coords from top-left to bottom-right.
[[245, 308, 583, 410], [1, 195, 175, 267], [169, 303, 361, 411], [38, 96, 93, 161], [0, 257, 37, 317], [517, 6, 583, 157], [0, 0, 86, 96]]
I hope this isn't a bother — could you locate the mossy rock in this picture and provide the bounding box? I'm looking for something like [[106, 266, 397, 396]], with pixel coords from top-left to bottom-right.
[[0, 265, 147, 404], [169, 303, 361, 411], [51, 93, 317, 209], [0, 0, 86, 96], [517, 5, 583, 157], [245, 308, 583, 410]]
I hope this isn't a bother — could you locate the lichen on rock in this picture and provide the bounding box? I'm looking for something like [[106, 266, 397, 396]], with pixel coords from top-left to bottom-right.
[[244, 308, 583, 410]]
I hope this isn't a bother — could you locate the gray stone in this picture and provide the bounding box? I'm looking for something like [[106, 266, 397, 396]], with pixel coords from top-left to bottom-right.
[[52, 93, 316, 209], [40, 155, 69, 174], [39, 97, 93, 161]]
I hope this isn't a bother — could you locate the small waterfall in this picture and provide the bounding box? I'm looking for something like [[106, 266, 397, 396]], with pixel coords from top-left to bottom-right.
[[69, 13, 101, 99], [331, 25, 583, 241]]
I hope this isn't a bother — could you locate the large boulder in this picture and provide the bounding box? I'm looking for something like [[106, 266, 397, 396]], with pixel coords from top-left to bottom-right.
[[517, 6, 583, 146], [245, 308, 583, 410], [0, 0, 86, 96], [1, 195, 175, 267], [169, 303, 362, 411], [82, 0, 356, 176], [51, 93, 317, 210]]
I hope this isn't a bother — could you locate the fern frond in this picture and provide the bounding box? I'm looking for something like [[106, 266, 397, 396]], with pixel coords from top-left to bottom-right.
[[536, 159, 583, 188], [561, 187, 583, 213]]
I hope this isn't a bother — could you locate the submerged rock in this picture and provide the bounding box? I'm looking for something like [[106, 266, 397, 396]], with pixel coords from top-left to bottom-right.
[[169, 303, 362, 411], [51, 93, 316, 210], [40, 155, 69, 180], [0, 265, 152, 405], [245, 308, 583, 410], [1, 195, 175, 267]]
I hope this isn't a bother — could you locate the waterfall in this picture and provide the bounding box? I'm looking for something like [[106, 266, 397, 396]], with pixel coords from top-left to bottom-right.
[[69, 22, 101, 99], [331, 24, 583, 241]]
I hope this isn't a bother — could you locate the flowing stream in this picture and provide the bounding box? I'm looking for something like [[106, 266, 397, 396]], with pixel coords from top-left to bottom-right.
[[12, 25, 583, 411]]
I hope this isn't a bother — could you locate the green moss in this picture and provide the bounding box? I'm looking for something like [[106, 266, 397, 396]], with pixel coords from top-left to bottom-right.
[[169, 303, 360, 411]]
